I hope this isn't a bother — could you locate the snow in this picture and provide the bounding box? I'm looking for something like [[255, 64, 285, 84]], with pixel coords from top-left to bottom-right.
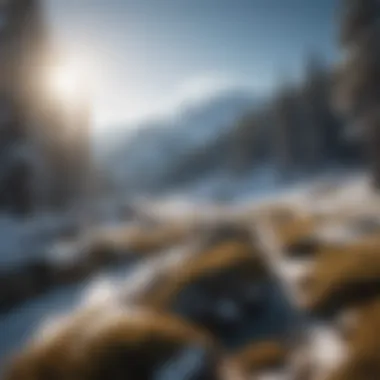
[[117, 243, 200, 303], [79, 276, 119, 308], [281, 259, 314, 286], [254, 221, 302, 305], [0, 170, 376, 379], [306, 323, 348, 379], [308, 172, 379, 216], [106, 89, 259, 194], [0, 259, 136, 362]]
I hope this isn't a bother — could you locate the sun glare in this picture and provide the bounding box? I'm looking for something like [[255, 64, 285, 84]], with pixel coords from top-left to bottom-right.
[[50, 64, 81, 100], [46, 55, 96, 107]]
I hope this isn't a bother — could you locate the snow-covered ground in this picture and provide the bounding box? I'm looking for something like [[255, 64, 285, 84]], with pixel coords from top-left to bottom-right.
[[0, 260, 137, 363], [0, 171, 377, 379], [0, 213, 78, 268]]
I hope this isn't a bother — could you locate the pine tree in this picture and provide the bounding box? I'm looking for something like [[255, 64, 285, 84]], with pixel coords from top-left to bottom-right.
[[0, 0, 93, 212], [299, 55, 326, 169], [229, 112, 259, 175], [301, 54, 344, 167], [0, 0, 89, 214], [336, 0, 380, 187], [0, 0, 45, 215], [273, 85, 301, 177]]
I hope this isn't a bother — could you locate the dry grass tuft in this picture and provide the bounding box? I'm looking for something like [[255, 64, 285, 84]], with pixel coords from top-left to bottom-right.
[[271, 215, 318, 257], [139, 239, 268, 309], [327, 299, 380, 380], [3, 308, 220, 380], [230, 341, 288, 374], [303, 239, 380, 315]]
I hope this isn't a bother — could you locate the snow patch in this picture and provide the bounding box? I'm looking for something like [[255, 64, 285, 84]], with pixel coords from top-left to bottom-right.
[[307, 323, 348, 378]]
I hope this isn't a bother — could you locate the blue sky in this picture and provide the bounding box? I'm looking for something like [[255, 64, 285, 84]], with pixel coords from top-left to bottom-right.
[[46, 0, 340, 130]]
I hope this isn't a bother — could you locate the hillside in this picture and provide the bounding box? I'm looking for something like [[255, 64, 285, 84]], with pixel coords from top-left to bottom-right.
[[101, 89, 264, 195]]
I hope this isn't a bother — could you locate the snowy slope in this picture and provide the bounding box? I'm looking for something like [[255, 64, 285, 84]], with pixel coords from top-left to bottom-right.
[[104, 89, 262, 193]]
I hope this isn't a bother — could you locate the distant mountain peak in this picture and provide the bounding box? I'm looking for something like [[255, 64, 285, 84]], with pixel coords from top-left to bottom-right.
[[99, 87, 265, 194]]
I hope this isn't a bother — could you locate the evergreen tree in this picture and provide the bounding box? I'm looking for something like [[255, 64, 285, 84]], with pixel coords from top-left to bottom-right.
[[273, 85, 302, 177], [0, 0, 44, 215], [336, 0, 380, 187], [0, 0, 91, 214], [229, 112, 261, 175], [300, 55, 327, 169], [301, 54, 345, 167]]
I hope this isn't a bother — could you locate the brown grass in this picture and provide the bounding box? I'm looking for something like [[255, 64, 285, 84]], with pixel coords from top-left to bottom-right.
[[303, 238, 380, 314], [3, 308, 220, 380], [76, 311, 221, 380], [2, 307, 104, 380], [126, 224, 192, 253], [139, 239, 267, 309], [195, 222, 253, 248], [347, 299, 380, 360], [271, 216, 318, 256], [230, 341, 288, 374], [258, 203, 303, 227], [327, 298, 380, 380]]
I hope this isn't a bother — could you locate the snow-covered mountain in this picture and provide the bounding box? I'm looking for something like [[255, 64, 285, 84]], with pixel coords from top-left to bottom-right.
[[103, 88, 264, 194]]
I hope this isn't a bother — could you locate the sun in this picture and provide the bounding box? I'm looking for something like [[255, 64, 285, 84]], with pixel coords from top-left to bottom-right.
[[48, 64, 84, 103], [46, 56, 95, 108], [50, 64, 81, 100]]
